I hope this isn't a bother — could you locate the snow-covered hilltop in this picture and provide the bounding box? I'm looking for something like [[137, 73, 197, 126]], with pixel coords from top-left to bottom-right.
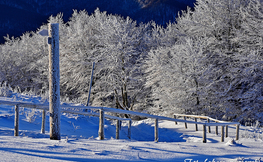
[[0, 92, 262, 161], [1, 0, 263, 133]]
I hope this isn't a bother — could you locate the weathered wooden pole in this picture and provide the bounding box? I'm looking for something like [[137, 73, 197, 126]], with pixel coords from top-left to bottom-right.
[[194, 118, 198, 131], [221, 126, 224, 142], [128, 120, 131, 139], [48, 23, 61, 140], [154, 118, 159, 142], [85, 62, 95, 108], [99, 109, 104, 140], [116, 120, 120, 139], [203, 124, 206, 143], [174, 115, 177, 125], [14, 105, 19, 136], [184, 116, 187, 129], [236, 124, 240, 140], [41, 110, 46, 134]]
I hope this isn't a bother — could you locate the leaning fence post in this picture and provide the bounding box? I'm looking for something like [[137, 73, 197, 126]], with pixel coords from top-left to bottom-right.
[[195, 118, 198, 131], [41, 110, 46, 134], [207, 118, 211, 133], [99, 109, 104, 140], [221, 126, 225, 142], [155, 118, 159, 142], [128, 120, 131, 139], [184, 116, 187, 129], [116, 120, 120, 139], [236, 124, 240, 140], [225, 125, 228, 137], [203, 124, 206, 143], [14, 105, 19, 136], [174, 115, 177, 125], [85, 62, 95, 109]]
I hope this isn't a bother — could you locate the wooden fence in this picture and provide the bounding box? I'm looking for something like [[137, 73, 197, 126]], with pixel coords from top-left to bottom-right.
[[0, 100, 131, 140], [0, 99, 240, 143], [174, 114, 240, 143]]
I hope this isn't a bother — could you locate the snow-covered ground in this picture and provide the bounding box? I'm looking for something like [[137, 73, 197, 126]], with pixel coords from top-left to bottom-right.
[[0, 93, 262, 162]]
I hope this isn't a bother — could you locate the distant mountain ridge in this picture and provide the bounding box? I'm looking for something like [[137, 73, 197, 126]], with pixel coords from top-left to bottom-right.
[[0, 0, 195, 43]]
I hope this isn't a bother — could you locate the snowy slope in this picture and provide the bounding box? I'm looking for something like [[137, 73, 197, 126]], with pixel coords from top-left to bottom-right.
[[0, 93, 262, 161]]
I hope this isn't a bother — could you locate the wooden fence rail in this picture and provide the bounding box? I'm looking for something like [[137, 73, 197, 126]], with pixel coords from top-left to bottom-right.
[[0, 100, 131, 140], [0, 100, 240, 143]]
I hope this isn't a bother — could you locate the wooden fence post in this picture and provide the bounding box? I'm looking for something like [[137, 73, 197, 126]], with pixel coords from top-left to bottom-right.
[[99, 109, 104, 140], [48, 23, 61, 140], [184, 116, 187, 129], [215, 122, 218, 135], [41, 110, 46, 134], [195, 118, 198, 131], [207, 118, 211, 133], [225, 125, 228, 137], [116, 120, 120, 139], [155, 118, 159, 142], [128, 120, 131, 139], [203, 124, 206, 143], [14, 105, 19, 136], [174, 115, 177, 125], [221, 126, 224, 142], [236, 124, 240, 140]]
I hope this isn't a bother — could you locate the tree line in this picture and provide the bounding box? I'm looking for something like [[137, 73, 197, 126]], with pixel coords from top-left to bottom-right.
[[1, 0, 263, 124]]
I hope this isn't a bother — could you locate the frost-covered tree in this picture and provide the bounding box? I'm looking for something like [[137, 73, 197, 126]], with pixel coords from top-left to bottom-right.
[[89, 9, 149, 111], [145, 0, 263, 123], [145, 36, 216, 116], [49, 9, 150, 111], [0, 31, 47, 92], [176, 0, 249, 54]]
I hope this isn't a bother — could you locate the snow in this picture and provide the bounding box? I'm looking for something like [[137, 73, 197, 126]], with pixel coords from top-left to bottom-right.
[[0, 93, 262, 161]]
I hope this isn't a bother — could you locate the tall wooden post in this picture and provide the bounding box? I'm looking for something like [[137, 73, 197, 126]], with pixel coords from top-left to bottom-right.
[[86, 62, 95, 108], [48, 23, 61, 140], [14, 105, 19, 136], [154, 118, 159, 142], [99, 109, 104, 140]]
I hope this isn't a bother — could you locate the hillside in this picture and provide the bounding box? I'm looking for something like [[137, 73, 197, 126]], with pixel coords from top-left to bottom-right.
[[0, 0, 195, 43], [0, 92, 262, 161]]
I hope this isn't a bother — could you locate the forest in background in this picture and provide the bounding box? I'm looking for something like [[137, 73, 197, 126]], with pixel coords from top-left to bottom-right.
[[1, 0, 263, 125], [0, 0, 195, 43]]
